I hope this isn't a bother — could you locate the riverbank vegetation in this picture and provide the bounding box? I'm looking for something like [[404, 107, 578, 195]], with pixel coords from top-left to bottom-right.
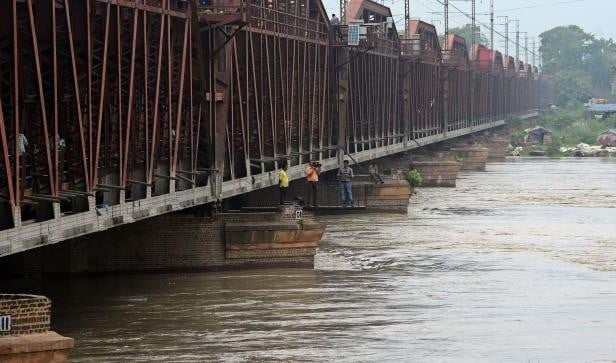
[[510, 109, 616, 157]]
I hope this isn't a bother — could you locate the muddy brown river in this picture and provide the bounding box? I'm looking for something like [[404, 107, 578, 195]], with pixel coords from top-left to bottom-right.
[[4, 158, 616, 362]]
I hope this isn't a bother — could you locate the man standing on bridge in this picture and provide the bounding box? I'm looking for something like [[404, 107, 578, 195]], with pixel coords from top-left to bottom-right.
[[337, 160, 354, 207], [305, 161, 321, 207], [279, 163, 289, 205], [330, 14, 341, 40]]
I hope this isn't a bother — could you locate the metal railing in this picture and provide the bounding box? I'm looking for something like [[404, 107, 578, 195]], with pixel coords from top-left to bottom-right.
[[197, 0, 329, 42], [442, 49, 466, 67], [401, 35, 439, 62], [306, 182, 368, 208]]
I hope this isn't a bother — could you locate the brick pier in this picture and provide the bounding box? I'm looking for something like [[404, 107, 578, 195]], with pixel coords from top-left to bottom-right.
[[411, 154, 462, 187], [450, 146, 490, 171], [484, 138, 510, 160], [0, 294, 74, 362], [0, 206, 324, 274]]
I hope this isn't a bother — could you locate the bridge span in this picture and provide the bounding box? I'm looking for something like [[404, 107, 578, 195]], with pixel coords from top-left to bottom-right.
[[0, 0, 542, 260]]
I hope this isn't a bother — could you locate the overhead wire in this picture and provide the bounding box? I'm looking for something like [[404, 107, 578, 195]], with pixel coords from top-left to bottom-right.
[[427, 0, 539, 59], [325, 0, 542, 62]]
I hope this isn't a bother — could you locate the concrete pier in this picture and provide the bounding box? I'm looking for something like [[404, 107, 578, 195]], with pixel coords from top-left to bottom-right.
[[0, 204, 325, 274], [0, 295, 74, 363], [411, 158, 462, 187], [364, 178, 414, 213], [375, 152, 462, 188], [484, 139, 510, 161], [450, 146, 490, 171]]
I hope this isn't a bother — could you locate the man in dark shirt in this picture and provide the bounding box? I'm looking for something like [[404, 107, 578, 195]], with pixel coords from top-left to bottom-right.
[[337, 160, 354, 207], [331, 14, 341, 40]]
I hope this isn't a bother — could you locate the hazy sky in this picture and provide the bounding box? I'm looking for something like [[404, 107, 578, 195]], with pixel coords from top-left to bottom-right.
[[323, 0, 616, 57]]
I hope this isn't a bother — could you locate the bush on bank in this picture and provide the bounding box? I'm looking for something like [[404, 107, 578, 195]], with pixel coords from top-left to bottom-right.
[[407, 170, 422, 187]]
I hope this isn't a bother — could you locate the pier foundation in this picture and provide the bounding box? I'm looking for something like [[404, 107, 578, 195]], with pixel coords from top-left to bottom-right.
[[0, 205, 324, 274], [449, 146, 490, 171], [411, 157, 462, 187], [484, 138, 510, 161], [0, 294, 74, 363]]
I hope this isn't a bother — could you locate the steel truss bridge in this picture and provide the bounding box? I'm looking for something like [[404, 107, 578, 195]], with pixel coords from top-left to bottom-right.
[[0, 0, 543, 257]]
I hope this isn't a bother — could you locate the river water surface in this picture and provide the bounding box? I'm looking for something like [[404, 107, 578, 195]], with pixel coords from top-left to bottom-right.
[[6, 158, 616, 362]]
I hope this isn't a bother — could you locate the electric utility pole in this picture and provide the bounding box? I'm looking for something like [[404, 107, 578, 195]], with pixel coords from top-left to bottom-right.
[[405, 0, 410, 37], [340, 0, 347, 24], [532, 39, 536, 67], [444, 0, 449, 47], [497, 16, 509, 59], [513, 19, 520, 62], [524, 34, 529, 65], [471, 0, 476, 59], [490, 0, 494, 55]]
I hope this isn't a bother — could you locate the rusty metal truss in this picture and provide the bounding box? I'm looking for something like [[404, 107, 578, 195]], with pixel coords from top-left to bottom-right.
[[0, 0, 543, 255], [0, 0, 203, 226]]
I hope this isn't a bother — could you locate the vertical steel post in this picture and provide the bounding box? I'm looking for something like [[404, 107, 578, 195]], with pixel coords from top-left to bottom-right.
[[498, 16, 508, 60], [405, 0, 410, 37], [505, 21, 509, 60], [532, 39, 536, 67], [520, 32, 528, 65], [444, 0, 449, 47], [490, 0, 494, 58], [514, 20, 520, 62], [525, 36, 529, 65], [471, 0, 475, 59]]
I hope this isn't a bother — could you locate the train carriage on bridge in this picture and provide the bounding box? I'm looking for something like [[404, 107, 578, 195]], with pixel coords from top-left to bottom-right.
[[491, 50, 506, 122], [472, 44, 495, 127], [441, 34, 471, 133], [0, 0, 203, 224], [199, 0, 334, 182], [402, 20, 443, 140], [339, 0, 402, 155]]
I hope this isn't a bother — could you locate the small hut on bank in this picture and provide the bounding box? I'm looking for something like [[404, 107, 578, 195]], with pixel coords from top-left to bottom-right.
[[597, 129, 616, 147], [525, 127, 552, 145]]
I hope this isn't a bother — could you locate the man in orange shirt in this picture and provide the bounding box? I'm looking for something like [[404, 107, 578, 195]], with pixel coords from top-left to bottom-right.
[[304, 161, 321, 207]]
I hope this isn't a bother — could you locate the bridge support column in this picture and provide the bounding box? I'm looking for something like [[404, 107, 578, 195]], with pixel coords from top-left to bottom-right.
[[119, 190, 126, 205], [364, 179, 413, 213], [11, 207, 21, 229], [484, 138, 510, 161], [450, 146, 490, 171], [410, 153, 462, 187], [0, 205, 324, 275], [169, 179, 176, 194], [53, 203, 61, 220], [373, 152, 462, 188], [337, 46, 350, 161], [0, 294, 74, 362]]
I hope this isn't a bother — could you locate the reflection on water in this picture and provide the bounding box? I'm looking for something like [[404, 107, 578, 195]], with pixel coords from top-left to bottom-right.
[[4, 158, 616, 362]]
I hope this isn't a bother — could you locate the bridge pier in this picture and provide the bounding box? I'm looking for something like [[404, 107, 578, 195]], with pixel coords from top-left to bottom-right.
[[411, 153, 462, 187], [449, 146, 491, 171], [374, 151, 462, 188], [0, 204, 324, 275], [363, 178, 414, 213], [0, 294, 74, 362], [484, 138, 511, 161]]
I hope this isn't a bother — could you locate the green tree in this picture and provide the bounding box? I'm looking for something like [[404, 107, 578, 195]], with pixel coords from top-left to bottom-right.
[[540, 25, 616, 105], [553, 70, 592, 106]]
